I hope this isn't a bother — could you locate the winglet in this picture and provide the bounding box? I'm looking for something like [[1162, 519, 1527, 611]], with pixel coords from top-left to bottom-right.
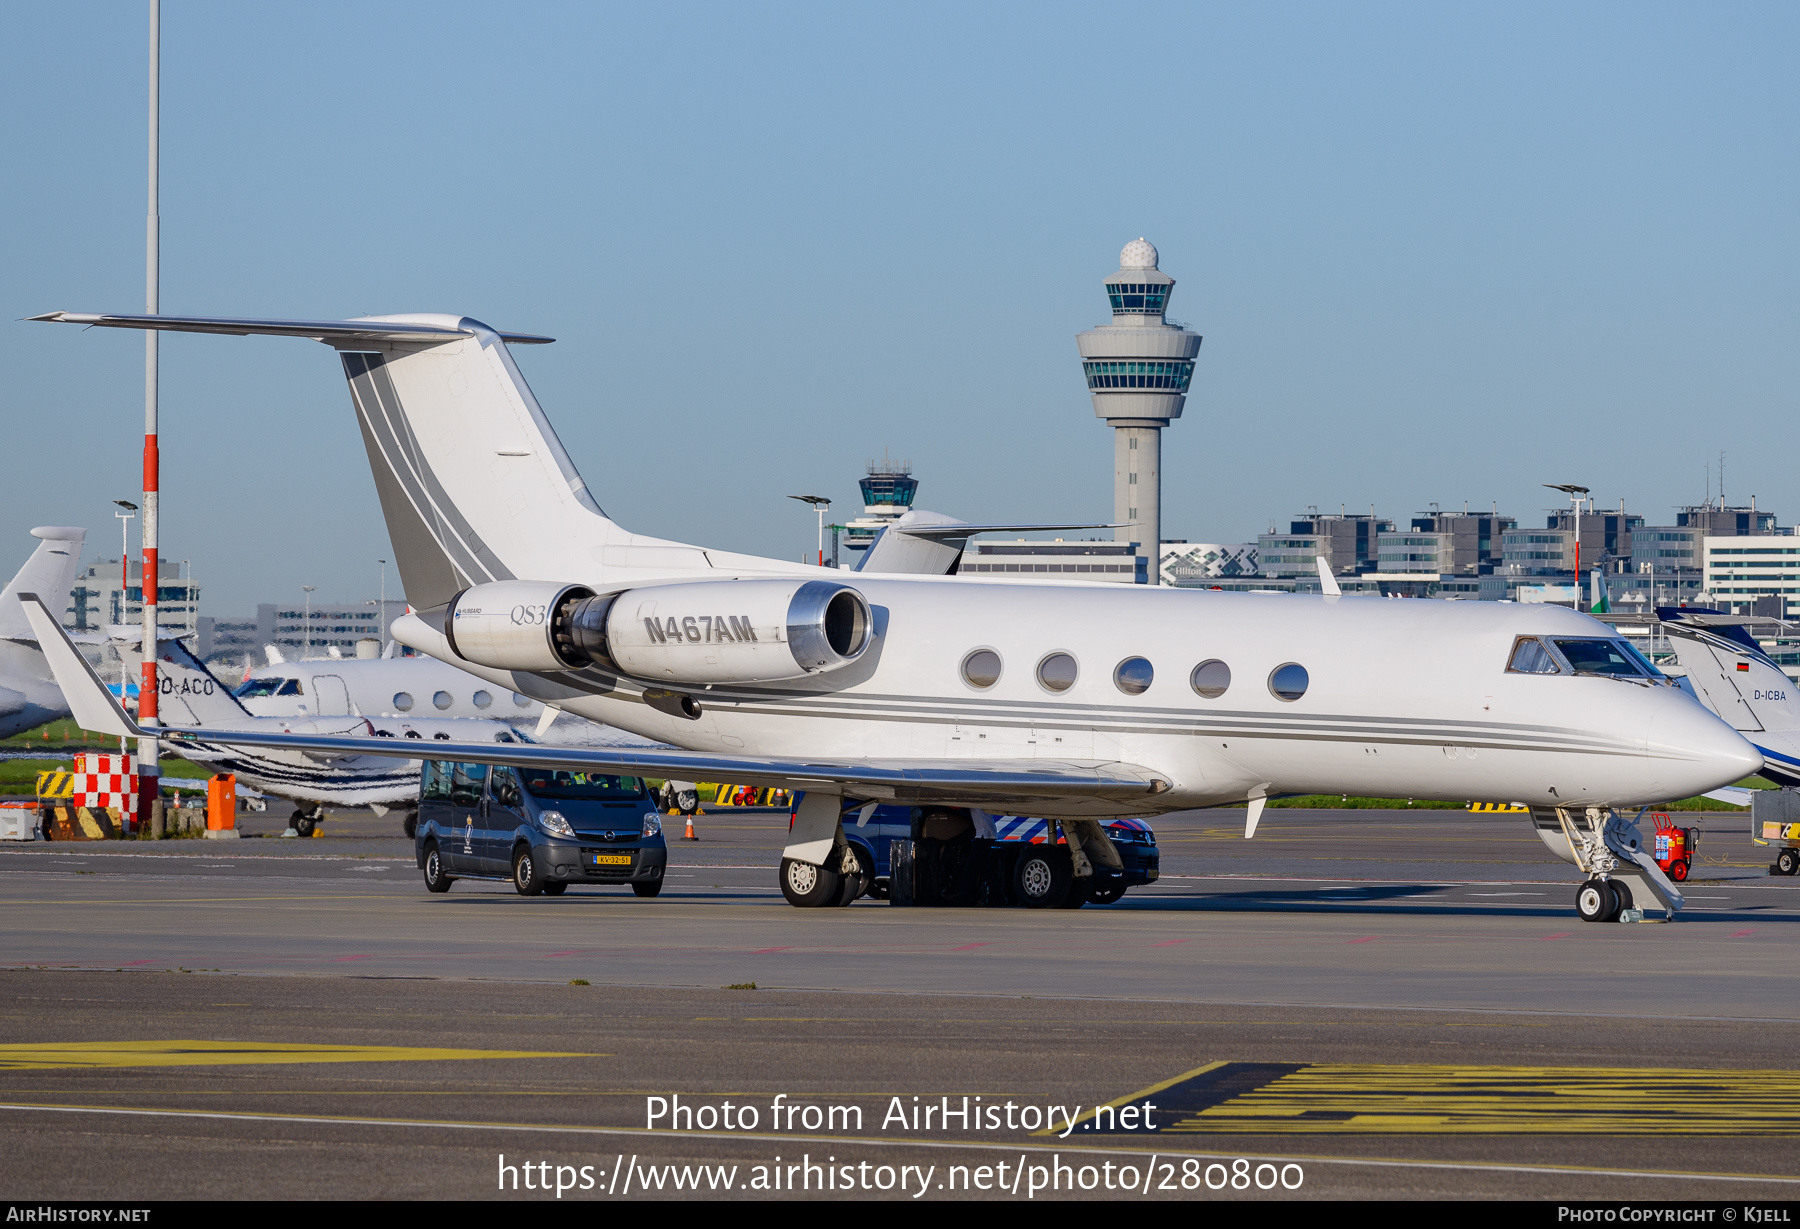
[[17, 594, 140, 739], [1315, 556, 1341, 598]]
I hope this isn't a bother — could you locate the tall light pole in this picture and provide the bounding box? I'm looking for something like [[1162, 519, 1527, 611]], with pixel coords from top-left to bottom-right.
[[112, 501, 136, 624], [1544, 483, 1590, 605], [787, 495, 831, 566], [377, 560, 387, 653], [135, 0, 162, 826], [112, 500, 138, 753], [302, 586, 315, 658]]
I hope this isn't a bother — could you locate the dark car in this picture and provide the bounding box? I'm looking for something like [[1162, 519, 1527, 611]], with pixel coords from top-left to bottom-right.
[[800, 799, 1158, 907], [413, 760, 667, 897]]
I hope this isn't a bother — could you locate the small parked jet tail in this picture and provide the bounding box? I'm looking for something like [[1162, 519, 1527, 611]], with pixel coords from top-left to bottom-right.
[[117, 634, 252, 726], [16, 594, 133, 738], [1589, 568, 1611, 615], [0, 528, 86, 641]]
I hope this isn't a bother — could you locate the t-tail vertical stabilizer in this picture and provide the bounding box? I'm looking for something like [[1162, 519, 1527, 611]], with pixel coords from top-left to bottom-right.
[[27, 312, 810, 610], [0, 527, 86, 641]]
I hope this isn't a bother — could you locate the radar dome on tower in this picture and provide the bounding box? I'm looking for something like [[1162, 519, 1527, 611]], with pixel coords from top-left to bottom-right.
[[1120, 238, 1159, 270]]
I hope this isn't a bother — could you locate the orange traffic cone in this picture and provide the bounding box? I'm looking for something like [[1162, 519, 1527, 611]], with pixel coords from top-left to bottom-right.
[[683, 814, 697, 841]]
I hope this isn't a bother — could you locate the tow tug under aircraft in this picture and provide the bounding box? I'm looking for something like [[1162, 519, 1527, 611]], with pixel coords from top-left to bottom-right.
[[22, 308, 1764, 920]]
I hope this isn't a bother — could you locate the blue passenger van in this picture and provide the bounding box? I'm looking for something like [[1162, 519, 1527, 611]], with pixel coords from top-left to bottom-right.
[[413, 760, 667, 897], [794, 799, 1158, 908]]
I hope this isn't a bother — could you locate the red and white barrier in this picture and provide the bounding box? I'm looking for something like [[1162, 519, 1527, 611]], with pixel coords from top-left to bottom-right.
[[71, 752, 139, 823]]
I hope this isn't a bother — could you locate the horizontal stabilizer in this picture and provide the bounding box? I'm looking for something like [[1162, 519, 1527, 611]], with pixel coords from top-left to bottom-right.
[[28, 312, 554, 346]]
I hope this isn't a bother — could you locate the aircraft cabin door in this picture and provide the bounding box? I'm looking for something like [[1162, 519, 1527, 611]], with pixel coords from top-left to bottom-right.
[[310, 674, 351, 716]]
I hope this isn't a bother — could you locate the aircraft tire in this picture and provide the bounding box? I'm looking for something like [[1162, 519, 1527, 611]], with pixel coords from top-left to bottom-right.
[[1056, 876, 1090, 909], [779, 857, 841, 908], [1575, 878, 1617, 923], [422, 842, 453, 894], [1013, 848, 1071, 909]]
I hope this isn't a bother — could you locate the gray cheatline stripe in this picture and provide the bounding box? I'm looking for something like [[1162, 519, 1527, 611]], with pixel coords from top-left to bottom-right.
[[613, 684, 1642, 751], [697, 705, 1645, 758], [342, 352, 512, 587], [705, 686, 1611, 739], [0, 1103, 1794, 1186]]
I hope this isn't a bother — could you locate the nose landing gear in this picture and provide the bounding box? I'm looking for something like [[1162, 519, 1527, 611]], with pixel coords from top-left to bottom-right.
[[1532, 806, 1683, 922]]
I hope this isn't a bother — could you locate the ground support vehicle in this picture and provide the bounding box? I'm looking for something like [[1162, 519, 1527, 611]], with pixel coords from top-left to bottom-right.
[[1763, 821, 1800, 876], [779, 798, 1157, 909], [1751, 788, 1800, 876], [1651, 813, 1697, 882], [413, 759, 667, 897]]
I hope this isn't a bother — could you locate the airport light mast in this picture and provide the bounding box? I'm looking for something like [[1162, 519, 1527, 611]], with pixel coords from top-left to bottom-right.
[[137, 0, 161, 824], [787, 495, 831, 567], [1545, 483, 1591, 599], [1076, 239, 1201, 585]]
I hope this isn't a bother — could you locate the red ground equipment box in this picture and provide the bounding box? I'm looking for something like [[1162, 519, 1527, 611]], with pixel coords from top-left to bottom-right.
[[1652, 813, 1696, 882]]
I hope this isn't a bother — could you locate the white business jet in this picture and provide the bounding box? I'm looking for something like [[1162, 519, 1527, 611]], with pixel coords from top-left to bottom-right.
[[234, 646, 547, 723], [0, 526, 87, 737], [126, 631, 528, 835], [23, 310, 1761, 918]]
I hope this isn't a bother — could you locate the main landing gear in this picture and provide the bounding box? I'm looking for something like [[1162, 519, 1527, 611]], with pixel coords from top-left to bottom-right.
[[285, 804, 325, 838]]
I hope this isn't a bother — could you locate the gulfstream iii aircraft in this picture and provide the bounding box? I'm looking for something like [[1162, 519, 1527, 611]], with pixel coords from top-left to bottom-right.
[[25, 310, 1762, 912]]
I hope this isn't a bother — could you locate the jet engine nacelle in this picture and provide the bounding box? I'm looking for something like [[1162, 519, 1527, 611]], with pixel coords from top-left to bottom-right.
[[441, 578, 873, 684]]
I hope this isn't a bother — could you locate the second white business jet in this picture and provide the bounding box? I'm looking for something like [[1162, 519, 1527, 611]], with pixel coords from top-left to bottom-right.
[[25, 309, 1761, 912]]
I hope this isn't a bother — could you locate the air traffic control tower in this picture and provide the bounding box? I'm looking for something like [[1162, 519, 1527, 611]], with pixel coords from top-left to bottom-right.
[[1076, 238, 1201, 584]]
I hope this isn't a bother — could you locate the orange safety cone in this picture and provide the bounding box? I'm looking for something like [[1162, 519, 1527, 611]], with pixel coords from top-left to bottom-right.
[[683, 814, 698, 841]]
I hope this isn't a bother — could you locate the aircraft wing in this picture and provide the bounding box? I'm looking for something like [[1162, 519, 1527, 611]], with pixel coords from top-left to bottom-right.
[[19, 594, 1168, 810]]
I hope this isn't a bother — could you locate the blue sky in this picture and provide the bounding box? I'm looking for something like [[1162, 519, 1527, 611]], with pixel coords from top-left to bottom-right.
[[3, 2, 1795, 611]]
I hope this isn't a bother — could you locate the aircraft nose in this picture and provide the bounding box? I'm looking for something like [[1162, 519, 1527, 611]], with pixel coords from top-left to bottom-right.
[[1647, 698, 1763, 798]]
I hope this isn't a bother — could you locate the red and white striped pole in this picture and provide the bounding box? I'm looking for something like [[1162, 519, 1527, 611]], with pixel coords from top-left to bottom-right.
[[136, 0, 161, 826]]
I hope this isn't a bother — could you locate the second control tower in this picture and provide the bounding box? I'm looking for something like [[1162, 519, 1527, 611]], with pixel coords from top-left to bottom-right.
[[1076, 239, 1201, 584]]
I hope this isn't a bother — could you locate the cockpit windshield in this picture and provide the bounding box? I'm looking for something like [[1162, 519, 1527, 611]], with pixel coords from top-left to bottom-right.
[[1507, 637, 1667, 680], [233, 676, 299, 698], [1552, 639, 1653, 678], [521, 771, 644, 801]]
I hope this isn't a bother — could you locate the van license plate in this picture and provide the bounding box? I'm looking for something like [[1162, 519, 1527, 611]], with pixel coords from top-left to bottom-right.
[[590, 854, 631, 866]]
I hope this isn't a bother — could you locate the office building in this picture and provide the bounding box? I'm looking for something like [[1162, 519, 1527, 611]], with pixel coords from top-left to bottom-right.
[[1258, 513, 1391, 578], [65, 557, 200, 640], [197, 600, 408, 666], [1375, 510, 1514, 577], [1704, 536, 1800, 618], [1160, 542, 1258, 586], [957, 540, 1145, 583]]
